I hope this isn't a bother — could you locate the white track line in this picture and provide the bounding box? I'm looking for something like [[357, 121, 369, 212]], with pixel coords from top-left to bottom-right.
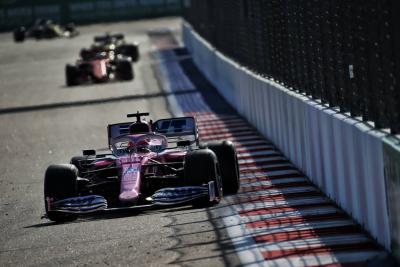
[[235, 139, 272, 146], [201, 133, 261, 141], [241, 177, 309, 187], [239, 164, 297, 172], [245, 219, 355, 236], [234, 197, 329, 211], [229, 186, 319, 198], [239, 157, 289, 165], [231, 206, 342, 223], [238, 150, 281, 157], [263, 251, 385, 267], [199, 125, 254, 134], [240, 170, 301, 178]]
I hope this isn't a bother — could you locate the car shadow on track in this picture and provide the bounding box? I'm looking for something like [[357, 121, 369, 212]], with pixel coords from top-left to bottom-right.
[[58, 79, 134, 90], [163, 204, 243, 267], [0, 89, 197, 115], [24, 205, 199, 229]]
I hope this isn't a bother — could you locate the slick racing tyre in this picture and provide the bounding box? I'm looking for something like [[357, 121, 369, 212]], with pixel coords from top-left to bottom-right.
[[118, 44, 139, 62], [113, 33, 124, 40], [65, 23, 78, 37], [44, 164, 78, 222], [65, 64, 79, 86], [94, 35, 107, 43], [184, 149, 222, 206], [116, 60, 134, 80], [203, 141, 240, 195], [13, 27, 26, 42]]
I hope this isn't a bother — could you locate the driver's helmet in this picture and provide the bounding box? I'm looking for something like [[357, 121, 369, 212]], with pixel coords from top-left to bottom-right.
[[127, 141, 135, 149], [129, 121, 151, 134], [136, 139, 150, 153], [80, 48, 94, 60]]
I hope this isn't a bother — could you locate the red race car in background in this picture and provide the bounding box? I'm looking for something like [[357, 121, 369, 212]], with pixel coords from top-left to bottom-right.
[[43, 112, 240, 222], [65, 46, 133, 86]]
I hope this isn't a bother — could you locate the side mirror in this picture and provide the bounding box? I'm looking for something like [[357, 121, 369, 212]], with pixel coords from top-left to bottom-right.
[[177, 140, 191, 147], [83, 149, 96, 156]]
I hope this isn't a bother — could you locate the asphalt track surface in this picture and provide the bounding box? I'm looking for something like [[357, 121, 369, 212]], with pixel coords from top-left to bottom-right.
[[0, 18, 240, 267], [0, 17, 396, 267]]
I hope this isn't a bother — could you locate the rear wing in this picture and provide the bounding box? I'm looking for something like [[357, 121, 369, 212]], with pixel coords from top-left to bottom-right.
[[107, 121, 131, 147], [107, 117, 199, 147]]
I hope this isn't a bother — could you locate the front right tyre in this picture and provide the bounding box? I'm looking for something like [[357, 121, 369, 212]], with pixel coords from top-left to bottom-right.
[[203, 141, 240, 195], [184, 149, 222, 206], [115, 60, 134, 80]]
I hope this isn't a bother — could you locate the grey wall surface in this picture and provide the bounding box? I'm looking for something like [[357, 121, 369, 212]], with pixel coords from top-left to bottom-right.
[[183, 21, 393, 250]]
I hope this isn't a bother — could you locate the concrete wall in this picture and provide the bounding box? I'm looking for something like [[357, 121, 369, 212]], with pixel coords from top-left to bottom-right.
[[183, 21, 394, 250], [383, 137, 400, 256]]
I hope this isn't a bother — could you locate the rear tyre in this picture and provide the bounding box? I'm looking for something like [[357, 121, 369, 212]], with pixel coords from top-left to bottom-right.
[[33, 27, 44, 39], [113, 33, 124, 40], [204, 141, 240, 195], [13, 27, 25, 42], [65, 64, 79, 86], [44, 164, 78, 222], [184, 149, 222, 206], [120, 44, 139, 62], [65, 23, 78, 37], [93, 35, 106, 43], [115, 60, 133, 80]]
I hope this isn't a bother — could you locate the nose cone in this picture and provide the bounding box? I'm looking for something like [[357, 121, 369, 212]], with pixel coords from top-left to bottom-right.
[[119, 190, 139, 204]]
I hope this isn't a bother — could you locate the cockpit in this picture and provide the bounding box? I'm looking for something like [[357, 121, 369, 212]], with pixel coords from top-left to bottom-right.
[[111, 133, 167, 156]]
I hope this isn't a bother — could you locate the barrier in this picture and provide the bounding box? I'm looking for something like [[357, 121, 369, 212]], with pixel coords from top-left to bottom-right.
[[383, 137, 400, 257], [0, 0, 184, 32], [183, 21, 393, 250], [183, 0, 400, 134]]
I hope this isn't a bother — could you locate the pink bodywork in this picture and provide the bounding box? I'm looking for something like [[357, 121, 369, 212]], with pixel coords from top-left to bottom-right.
[[90, 59, 108, 80], [77, 58, 109, 80], [110, 133, 172, 204]]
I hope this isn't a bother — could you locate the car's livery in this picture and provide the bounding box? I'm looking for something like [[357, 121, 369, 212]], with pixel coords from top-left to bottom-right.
[[65, 46, 133, 86], [13, 19, 78, 42], [43, 112, 240, 222]]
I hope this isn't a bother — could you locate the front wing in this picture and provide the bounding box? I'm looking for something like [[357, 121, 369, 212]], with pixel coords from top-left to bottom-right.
[[46, 181, 218, 215]]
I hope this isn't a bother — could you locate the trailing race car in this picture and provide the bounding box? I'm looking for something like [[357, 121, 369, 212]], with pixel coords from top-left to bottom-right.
[[91, 33, 139, 62], [13, 19, 78, 43], [43, 112, 240, 222], [65, 47, 133, 86]]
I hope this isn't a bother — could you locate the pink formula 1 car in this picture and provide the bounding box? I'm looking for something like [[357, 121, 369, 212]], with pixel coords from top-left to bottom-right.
[[43, 112, 240, 222]]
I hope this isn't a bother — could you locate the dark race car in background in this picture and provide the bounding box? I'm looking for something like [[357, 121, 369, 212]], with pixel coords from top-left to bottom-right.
[[13, 19, 79, 43], [91, 33, 140, 62], [43, 112, 240, 222]]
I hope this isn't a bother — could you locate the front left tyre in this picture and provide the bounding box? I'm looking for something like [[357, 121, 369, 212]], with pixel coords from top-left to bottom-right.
[[13, 27, 25, 42], [44, 164, 79, 222], [65, 64, 79, 86]]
